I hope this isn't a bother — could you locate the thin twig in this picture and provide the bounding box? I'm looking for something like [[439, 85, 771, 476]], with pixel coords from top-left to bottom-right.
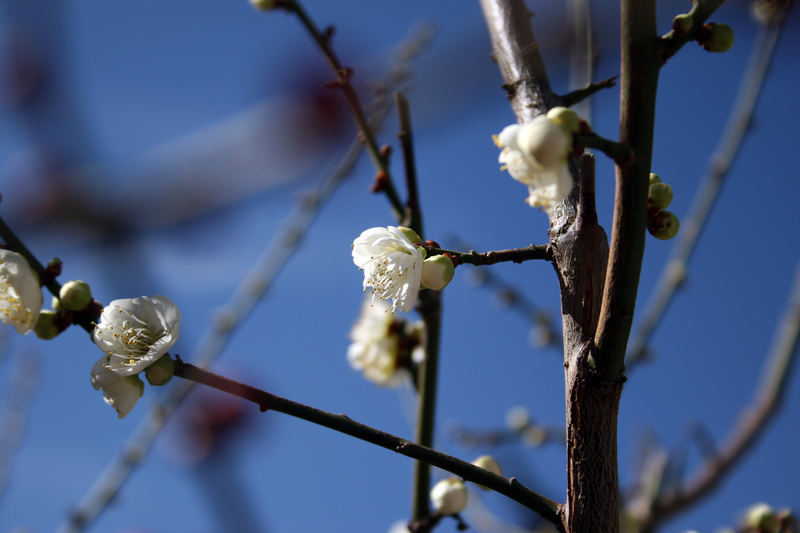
[[626, 19, 786, 369], [574, 132, 631, 166], [396, 93, 422, 233], [423, 244, 552, 266], [57, 28, 434, 533], [286, 0, 405, 219], [659, 0, 728, 65], [171, 357, 565, 529], [560, 76, 617, 109], [639, 264, 800, 531]]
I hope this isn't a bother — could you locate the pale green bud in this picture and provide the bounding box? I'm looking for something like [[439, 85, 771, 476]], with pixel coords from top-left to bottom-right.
[[421, 255, 455, 291], [430, 478, 467, 515], [672, 13, 693, 35], [702, 23, 735, 53], [649, 182, 674, 210], [745, 503, 778, 533], [51, 296, 62, 313], [649, 211, 680, 240], [649, 173, 661, 185], [34, 310, 60, 340], [59, 280, 92, 311], [471, 455, 503, 490], [144, 354, 175, 386], [546, 106, 580, 136], [249, 0, 277, 10], [397, 226, 423, 245]]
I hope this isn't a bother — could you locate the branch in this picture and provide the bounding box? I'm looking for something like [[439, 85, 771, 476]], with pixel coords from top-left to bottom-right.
[[172, 358, 565, 530], [285, 0, 405, 219], [575, 132, 631, 166], [559, 75, 618, 108], [395, 93, 422, 234], [479, 0, 559, 121], [626, 19, 787, 369], [659, 0, 728, 65], [423, 244, 552, 266], [640, 264, 800, 531]]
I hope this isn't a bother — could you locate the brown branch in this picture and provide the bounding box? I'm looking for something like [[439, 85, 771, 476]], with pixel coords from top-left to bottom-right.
[[575, 132, 631, 166], [559, 75, 618, 108], [172, 357, 565, 530], [660, 0, 728, 65], [423, 244, 552, 266], [395, 93, 422, 234], [640, 264, 800, 531]]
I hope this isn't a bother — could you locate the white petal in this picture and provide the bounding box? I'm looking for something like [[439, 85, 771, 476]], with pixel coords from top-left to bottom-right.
[[91, 356, 143, 418], [0, 250, 42, 334]]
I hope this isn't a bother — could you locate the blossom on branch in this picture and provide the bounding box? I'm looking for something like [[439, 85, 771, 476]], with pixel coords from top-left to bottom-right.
[[93, 295, 181, 376], [352, 226, 425, 313], [0, 250, 43, 334], [494, 107, 579, 210], [90, 358, 144, 418]]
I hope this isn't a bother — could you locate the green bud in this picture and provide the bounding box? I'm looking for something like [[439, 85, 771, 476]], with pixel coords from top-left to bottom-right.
[[672, 13, 693, 35], [745, 503, 778, 533], [34, 310, 60, 340], [249, 0, 277, 10], [145, 354, 175, 386], [648, 210, 680, 240], [51, 296, 62, 313], [701, 23, 735, 53], [546, 106, 581, 135], [421, 255, 455, 291], [397, 226, 423, 245], [649, 182, 674, 210], [59, 280, 92, 311], [649, 172, 661, 185]]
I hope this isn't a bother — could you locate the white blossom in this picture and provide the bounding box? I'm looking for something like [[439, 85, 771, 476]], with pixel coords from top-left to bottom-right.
[[90, 357, 144, 418], [93, 295, 181, 376], [352, 226, 424, 313], [0, 250, 42, 334], [347, 298, 423, 387], [430, 477, 468, 515], [494, 114, 573, 210]]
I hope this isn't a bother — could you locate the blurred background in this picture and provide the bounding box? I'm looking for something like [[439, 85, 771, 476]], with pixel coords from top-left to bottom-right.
[[0, 0, 797, 532]]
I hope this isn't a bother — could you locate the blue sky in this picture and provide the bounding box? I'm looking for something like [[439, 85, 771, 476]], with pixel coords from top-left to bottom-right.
[[0, 1, 798, 532]]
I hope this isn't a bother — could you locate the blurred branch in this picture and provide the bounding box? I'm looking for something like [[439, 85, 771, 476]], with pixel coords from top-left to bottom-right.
[[286, 0, 405, 219], [565, 0, 596, 119], [56, 26, 434, 533], [172, 356, 565, 529], [423, 244, 552, 266], [396, 93, 422, 233], [626, 18, 787, 369], [639, 263, 800, 531], [659, 0, 728, 65]]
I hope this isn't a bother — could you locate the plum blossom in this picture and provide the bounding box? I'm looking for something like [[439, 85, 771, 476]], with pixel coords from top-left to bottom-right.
[[352, 226, 424, 313], [0, 250, 42, 334], [90, 358, 144, 418]]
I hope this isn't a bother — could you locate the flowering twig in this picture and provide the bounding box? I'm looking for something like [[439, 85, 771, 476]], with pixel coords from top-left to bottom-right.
[[423, 244, 552, 266], [559, 75, 617, 108], [659, 0, 728, 65], [171, 357, 565, 530], [626, 18, 788, 369], [637, 264, 800, 532], [284, 0, 405, 219]]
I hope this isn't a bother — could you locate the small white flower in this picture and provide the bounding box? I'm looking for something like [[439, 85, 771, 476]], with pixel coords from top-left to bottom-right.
[[93, 295, 180, 376], [352, 226, 424, 313], [91, 357, 144, 418], [495, 114, 574, 210], [430, 477, 468, 515], [0, 250, 43, 334], [347, 298, 423, 387]]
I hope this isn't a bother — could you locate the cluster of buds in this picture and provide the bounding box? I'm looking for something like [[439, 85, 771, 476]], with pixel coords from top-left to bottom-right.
[[743, 503, 798, 533], [646, 173, 680, 240], [35, 279, 99, 340], [671, 12, 735, 53]]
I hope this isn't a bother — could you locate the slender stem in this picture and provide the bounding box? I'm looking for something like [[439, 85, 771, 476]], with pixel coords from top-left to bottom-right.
[[560, 76, 618, 108], [575, 132, 631, 166], [592, 0, 658, 380], [659, 0, 728, 64], [171, 357, 564, 529], [640, 264, 800, 531], [423, 244, 552, 266], [395, 93, 422, 234], [286, 0, 404, 219], [627, 20, 786, 368]]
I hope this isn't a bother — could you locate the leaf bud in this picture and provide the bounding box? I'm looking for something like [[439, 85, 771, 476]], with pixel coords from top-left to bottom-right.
[[59, 280, 92, 311], [672, 13, 694, 35], [648, 182, 674, 210], [34, 310, 60, 340], [699, 23, 735, 53], [421, 255, 455, 291]]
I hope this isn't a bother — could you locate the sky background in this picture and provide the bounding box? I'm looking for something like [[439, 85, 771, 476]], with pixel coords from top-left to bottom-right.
[[0, 1, 798, 532]]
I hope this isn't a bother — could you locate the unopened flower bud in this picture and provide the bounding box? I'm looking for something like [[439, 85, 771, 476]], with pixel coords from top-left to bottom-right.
[[430, 478, 467, 515], [745, 503, 778, 533], [648, 210, 680, 240], [471, 455, 503, 490], [51, 296, 62, 313], [34, 310, 60, 340], [396, 226, 422, 245], [421, 255, 455, 291], [700, 23, 735, 52], [59, 280, 92, 311], [518, 116, 571, 169], [505, 405, 531, 432], [648, 182, 674, 210], [649, 173, 661, 185], [249, 0, 277, 10], [672, 13, 693, 35], [546, 106, 580, 136], [144, 354, 175, 386]]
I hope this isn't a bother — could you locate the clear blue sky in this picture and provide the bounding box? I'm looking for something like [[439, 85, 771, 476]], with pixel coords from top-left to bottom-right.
[[0, 1, 797, 532]]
